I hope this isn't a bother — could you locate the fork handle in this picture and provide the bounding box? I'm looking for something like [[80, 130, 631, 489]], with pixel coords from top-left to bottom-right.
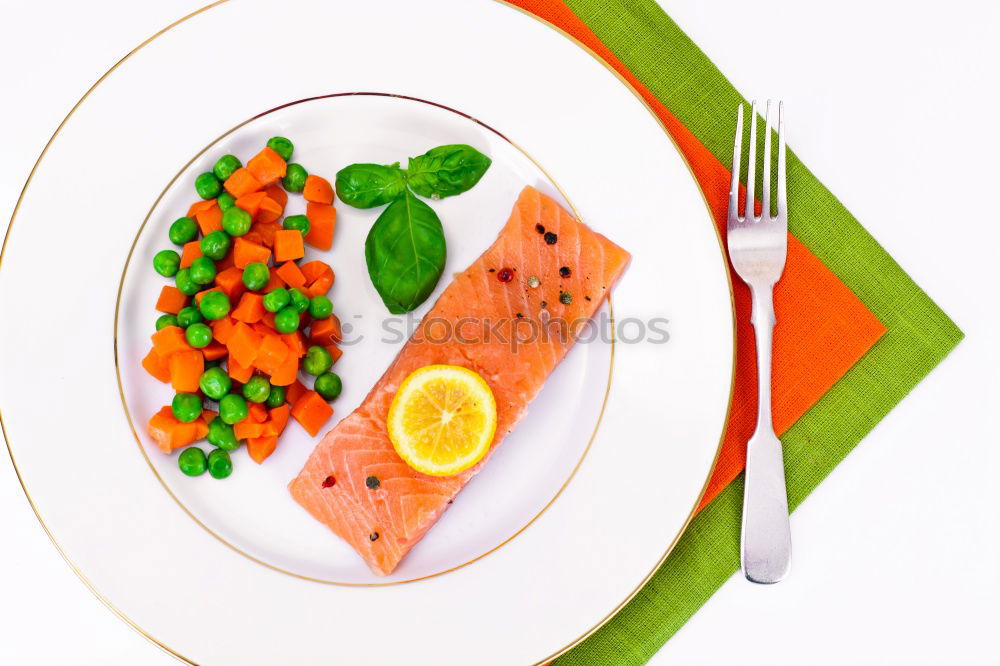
[[741, 285, 792, 584]]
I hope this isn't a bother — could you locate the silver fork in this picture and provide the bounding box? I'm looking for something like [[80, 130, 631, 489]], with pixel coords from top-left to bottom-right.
[[728, 100, 791, 584]]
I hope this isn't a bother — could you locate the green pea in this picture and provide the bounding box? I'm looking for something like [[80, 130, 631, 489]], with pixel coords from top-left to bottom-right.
[[282, 163, 308, 192], [155, 314, 178, 331], [178, 447, 208, 476], [219, 393, 248, 424], [191, 320, 216, 345], [174, 268, 200, 296], [213, 154, 242, 181], [274, 306, 300, 334], [288, 288, 310, 314], [283, 214, 310, 236], [199, 291, 231, 321], [207, 449, 233, 479], [189, 256, 217, 285], [199, 367, 231, 400], [309, 295, 333, 319], [217, 192, 236, 211], [242, 262, 270, 291], [153, 249, 180, 277], [206, 417, 240, 451], [200, 230, 231, 261], [303, 345, 333, 376], [242, 376, 271, 403], [172, 393, 203, 423], [265, 385, 287, 408], [222, 206, 252, 237], [314, 372, 342, 401], [168, 217, 198, 245], [185, 322, 212, 348], [176, 306, 203, 328], [263, 287, 290, 313], [266, 136, 294, 161], [195, 172, 221, 200]]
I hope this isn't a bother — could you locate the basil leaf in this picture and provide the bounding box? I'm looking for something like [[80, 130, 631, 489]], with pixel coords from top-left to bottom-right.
[[405, 144, 492, 199], [335, 162, 407, 209], [365, 190, 447, 314]]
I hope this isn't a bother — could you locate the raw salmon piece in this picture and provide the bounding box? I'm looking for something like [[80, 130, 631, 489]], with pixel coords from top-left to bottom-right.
[[289, 186, 630, 575]]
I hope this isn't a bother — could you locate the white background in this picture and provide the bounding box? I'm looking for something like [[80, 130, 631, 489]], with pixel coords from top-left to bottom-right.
[[1, 1, 997, 664]]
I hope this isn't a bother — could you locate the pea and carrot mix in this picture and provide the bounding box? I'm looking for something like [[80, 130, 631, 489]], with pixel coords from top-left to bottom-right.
[[144, 137, 344, 479]]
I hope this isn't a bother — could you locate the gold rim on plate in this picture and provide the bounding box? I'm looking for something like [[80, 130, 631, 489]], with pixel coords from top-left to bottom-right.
[[0, 1, 736, 664]]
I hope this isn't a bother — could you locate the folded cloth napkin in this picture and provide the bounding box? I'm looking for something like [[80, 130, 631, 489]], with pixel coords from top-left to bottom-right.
[[501, 1, 963, 663]]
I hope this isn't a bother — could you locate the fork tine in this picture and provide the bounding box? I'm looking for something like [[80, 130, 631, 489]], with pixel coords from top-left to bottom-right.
[[745, 100, 758, 221], [776, 101, 787, 222], [762, 100, 773, 220], [729, 104, 744, 221]]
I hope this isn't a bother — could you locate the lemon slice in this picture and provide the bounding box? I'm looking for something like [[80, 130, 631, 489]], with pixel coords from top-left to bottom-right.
[[387, 365, 497, 477]]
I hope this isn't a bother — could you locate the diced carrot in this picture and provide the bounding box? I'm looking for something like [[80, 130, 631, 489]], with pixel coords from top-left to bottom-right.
[[194, 286, 222, 305], [262, 311, 277, 329], [269, 403, 291, 432], [227, 355, 254, 383], [275, 261, 306, 289], [273, 229, 305, 262], [247, 147, 287, 186], [142, 348, 171, 383], [187, 200, 215, 218], [257, 197, 284, 224], [233, 237, 271, 269], [235, 191, 268, 219], [214, 266, 246, 301], [303, 175, 334, 204], [268, 353, 299, 386], [195, 201, 223, 235], [168, 350, 204, 392], [232, 292, 266, 324], [147, 406, 180, 454], [171, 412, 210, 450], [211, 316, 237, 344], [224, 167, 262, 198], [217, 246, 235, 270], [264, 184, 287, 208], [234, 420, 265, 440], [151, 326, 192, 358], [226, 322, 262, 369], [247, 220, 280, 248], [254, 334, 289, 375], [263, 271, 284, 293], [286, 379, 308, 405], [248, 402, 269, 423], [304, 202, 336, 251], [243, 230, 265, 247], [291, 391, 334, 437], [310, 315, 342, 345], [155, 286, 187, 314], [325, 344, 343, 365], [300, 259, 335, 297], [246, 435, 278, 464], [251, 322, 274, 338], [201, 342, 228, 361], [282, 331, 307, 357], [180, 240, 203, 269]]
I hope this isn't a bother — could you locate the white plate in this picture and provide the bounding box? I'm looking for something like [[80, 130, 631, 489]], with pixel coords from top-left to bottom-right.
[[0, 0, 733, 663]]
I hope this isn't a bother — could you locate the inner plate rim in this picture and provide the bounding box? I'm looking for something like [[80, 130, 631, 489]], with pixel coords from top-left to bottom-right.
[[114, 90, 617, 587]]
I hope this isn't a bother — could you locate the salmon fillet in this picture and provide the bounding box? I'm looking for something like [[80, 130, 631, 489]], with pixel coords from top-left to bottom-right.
[[289, 186, 630, 575]]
